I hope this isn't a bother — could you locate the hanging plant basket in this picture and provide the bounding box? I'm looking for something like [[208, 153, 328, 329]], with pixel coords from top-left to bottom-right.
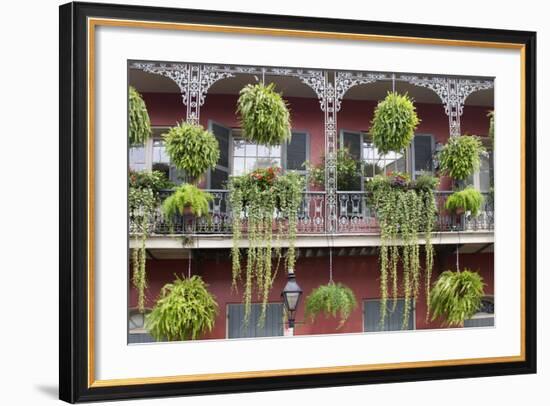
[[146, 275, 218, 341], [369, 92, 420, 154], [438, 135, 486, 180], [445, 186, 484, 217], [236, 83, 292, 146], [162, 183, 213, 218], [129, 86, 152, 146], [428, 269, 485, 327], [304, 282, 358, 328], [163, 122, 220, 182]]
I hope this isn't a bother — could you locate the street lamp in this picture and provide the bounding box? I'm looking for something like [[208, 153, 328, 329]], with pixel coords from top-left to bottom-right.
[[281, 268, 303, 336]]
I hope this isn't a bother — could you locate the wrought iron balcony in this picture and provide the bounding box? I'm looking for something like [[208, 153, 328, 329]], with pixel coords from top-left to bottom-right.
[[130, 189, 494, 237]]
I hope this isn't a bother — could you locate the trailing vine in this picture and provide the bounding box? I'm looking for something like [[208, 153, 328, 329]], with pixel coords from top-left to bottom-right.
[[129, 86, 152, 146], [128, 186, 156, 313], [228, 167, 304, 325], [367, 172, 438, 327]]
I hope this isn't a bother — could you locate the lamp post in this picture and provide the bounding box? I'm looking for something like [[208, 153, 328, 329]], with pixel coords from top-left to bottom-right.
[[281, 268, 303, 336]]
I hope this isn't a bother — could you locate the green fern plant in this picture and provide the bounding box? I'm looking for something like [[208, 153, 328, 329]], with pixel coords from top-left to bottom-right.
[[129, 86, 152, 146], [429, 269, 485, 327], [445, 187, 484, 216], [370, 92, 420, 154], [146, 275, 218, 341], [162, 184, 213, 217], [304, 283, 358, 328], [237, 83, 291, 146], [163, 122, 220, 182], [438, 135, 486, 180]]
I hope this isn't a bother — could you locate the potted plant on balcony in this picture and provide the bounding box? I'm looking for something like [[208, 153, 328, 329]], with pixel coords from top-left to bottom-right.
[[162, 184, 213, 218], [304, 282, 357, 328], [129, 86, 152, 146], [445, 186, 484, 217], [229, 166, 304, 325], [370, 92, 421, 154], [146, 275, 218, 341], [428, 269, 485, 327], [304, 148, 363, 190], [237, 82, 292, 146]]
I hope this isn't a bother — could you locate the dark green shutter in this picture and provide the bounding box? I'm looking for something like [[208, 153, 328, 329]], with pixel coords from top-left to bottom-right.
[[227, 303, 284, 338], [363, 299, 414, 332], [413, 135, 433, 177], [286, 132, 308, 171], [209, 122, 231, 189]]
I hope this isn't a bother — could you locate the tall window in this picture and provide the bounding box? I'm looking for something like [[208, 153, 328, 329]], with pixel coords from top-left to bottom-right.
[[232, 138, 282, 175], [362, 133, 406, 178], [152, 139, 170, 179]]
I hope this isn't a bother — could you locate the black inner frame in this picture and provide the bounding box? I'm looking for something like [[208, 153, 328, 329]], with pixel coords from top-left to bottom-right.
[[59, 2, 537, 403]]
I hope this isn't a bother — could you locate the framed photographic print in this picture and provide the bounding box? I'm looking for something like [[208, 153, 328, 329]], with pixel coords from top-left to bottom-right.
[[59, 1, 537, 403]]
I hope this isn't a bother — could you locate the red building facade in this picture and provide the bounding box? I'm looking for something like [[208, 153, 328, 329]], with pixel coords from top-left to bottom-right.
[[128, 63, 495, 342]]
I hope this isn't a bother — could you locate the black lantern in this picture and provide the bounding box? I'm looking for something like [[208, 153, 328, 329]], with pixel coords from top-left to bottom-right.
[[281, 268, 303, 329]]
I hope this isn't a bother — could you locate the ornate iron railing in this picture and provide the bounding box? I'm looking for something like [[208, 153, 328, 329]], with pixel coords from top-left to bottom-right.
[[130, 189, 494, 236]]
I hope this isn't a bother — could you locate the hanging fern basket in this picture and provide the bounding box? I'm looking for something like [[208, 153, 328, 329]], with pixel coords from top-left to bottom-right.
[[163, 122, 220, 182], [236, 83, 292, 146], [146, 275, 218, 341], [370, 92, 420, 154], [428, 269, 485, 327], [304, 282, 358, 328], [438, 135, 486, 181], [128, 86, 152, 146]]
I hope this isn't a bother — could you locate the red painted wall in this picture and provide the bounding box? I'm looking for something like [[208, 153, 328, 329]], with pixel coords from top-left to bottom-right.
[[130, 252, 494, 339]]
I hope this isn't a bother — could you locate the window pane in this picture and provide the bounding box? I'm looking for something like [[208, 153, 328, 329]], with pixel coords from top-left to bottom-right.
[[245, 143, 257, 156], [270, 145, 281, 157], [233, 157, 246, 176], [233, 138, 282, 175], [257, 145, 269, 157], [152, 140, 169, 164], [233, 139, 246, 156], [129, 146, 145, 172]]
